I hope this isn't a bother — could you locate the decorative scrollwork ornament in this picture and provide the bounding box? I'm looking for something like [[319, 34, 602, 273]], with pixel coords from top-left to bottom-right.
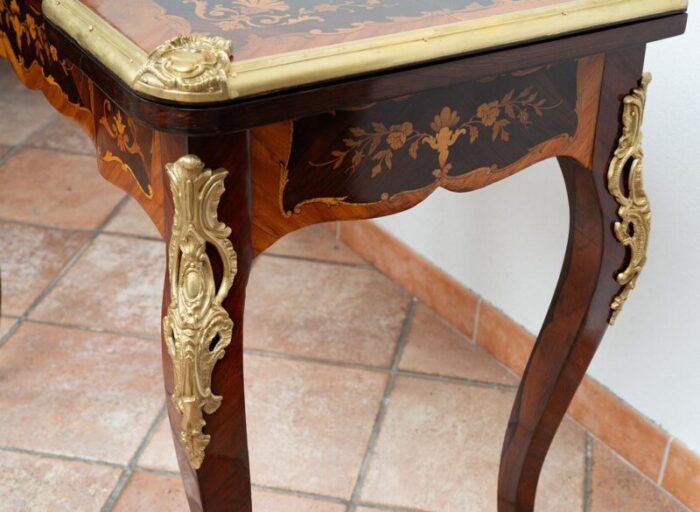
[[607, 73, 652, 325], [163, 155, 237, 468]]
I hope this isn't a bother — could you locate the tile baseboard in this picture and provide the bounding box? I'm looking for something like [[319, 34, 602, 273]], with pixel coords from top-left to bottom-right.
[[334, 219, 700, 511]]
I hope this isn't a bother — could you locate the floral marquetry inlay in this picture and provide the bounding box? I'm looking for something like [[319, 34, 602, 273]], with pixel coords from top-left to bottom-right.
[[185, 0, 490, 32], [279, 59, 581, 216], [95, 96, 154, 198], [312, 88, 560, 179]]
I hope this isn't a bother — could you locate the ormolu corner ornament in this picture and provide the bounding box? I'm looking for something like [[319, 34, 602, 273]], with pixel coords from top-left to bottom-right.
[[134, 35, 238, 103], [607, 73, 652, 325], [163, 155, 237, 469]]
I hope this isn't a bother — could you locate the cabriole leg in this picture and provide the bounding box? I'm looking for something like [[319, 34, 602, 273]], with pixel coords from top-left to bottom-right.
[[160, 133, 254, 512], [497, 47, 651, 512]]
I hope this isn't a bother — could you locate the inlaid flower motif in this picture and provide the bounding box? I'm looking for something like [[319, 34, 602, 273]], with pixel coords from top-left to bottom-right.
[[100, 101, 145, 162], [1, 0, 71, 74], [386, 122, 413, 150], [476, 101, 500, 126]]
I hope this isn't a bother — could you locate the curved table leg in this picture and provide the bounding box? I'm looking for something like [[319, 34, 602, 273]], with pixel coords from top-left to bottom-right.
[[497, 46, 649, 511], [160, 133, 254, 512]]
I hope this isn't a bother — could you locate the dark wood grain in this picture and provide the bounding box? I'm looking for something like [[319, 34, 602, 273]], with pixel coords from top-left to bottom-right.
[[497, 46, 646, 512], [159, 131, 254, 512]]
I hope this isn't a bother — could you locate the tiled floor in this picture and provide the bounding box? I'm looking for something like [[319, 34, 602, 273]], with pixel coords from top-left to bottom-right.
[[0, 61, 692, 511]]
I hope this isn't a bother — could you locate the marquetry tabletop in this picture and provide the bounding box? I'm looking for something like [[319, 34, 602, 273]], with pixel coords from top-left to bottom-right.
[[46, 0, 687, 101]]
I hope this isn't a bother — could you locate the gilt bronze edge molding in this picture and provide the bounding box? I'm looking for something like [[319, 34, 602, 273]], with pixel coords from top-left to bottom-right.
[[607, 73, 652, 325], [43, 0, 685, 103], [163, 155, 237, 469]]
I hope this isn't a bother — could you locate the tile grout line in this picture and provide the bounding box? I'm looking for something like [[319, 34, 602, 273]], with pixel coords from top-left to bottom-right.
[[251, 483, 350, 507], [0, 113, 57, 167], [26, 317, 161, 342], [100, 406, 168, 512], [583, 432, 593, 512], [0, 217, 95, 234], [657, 436, 673, 485], [581, 429, 694, 512], [0, 216, 163, 242], [245, 348, 518, 391], [346, 298, 417, 512], [355, 500, 434, 512], [262, 252, 375, 270], [0, 445, 126, 470], [395, 369, 518, 392], [244, 347, 389, 374]]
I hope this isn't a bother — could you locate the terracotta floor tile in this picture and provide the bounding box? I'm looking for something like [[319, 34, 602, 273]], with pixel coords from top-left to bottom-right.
[[340, 220, 480, 338], [0, 149, 124, 229], [105, 198, 161, 239], [26, 116, 95, 155], [0, 221, 89, 316], [663, 441, 700, 511], [0, 449, 121, 512], [113, 472, 189, 512], [360, 376, 585, 511], [246, 256, 409, 367], [253, 490, 346, 512], [0, 322, 163, 464], [246, 355, 387, 499], [569, 377, 668, 480], [592, 441, 688, 512], [32, 234, 165, 336], [400, 304, 518, 385], [0, 62, 55, 146], [266, 224, 365, 265], [476, 301, 535, 375], [138, 415, 179, 473]]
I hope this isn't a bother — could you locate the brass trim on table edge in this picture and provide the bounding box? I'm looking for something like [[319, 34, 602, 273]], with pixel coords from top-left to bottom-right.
[[43, 0, 686, 104], [163, 155, 237, 469], [607, 73, 652, 326]]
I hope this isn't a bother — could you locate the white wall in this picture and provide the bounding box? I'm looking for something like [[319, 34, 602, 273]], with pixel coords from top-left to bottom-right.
[[374, 14, 700, 453]]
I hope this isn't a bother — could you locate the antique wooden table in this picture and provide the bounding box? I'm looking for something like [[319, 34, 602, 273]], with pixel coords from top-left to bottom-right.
[[0, 0, 689, 510]]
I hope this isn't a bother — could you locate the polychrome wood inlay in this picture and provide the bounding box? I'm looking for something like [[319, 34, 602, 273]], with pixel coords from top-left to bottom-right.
[[94, 92, 154, 198], [281, 60, 579, 215]]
